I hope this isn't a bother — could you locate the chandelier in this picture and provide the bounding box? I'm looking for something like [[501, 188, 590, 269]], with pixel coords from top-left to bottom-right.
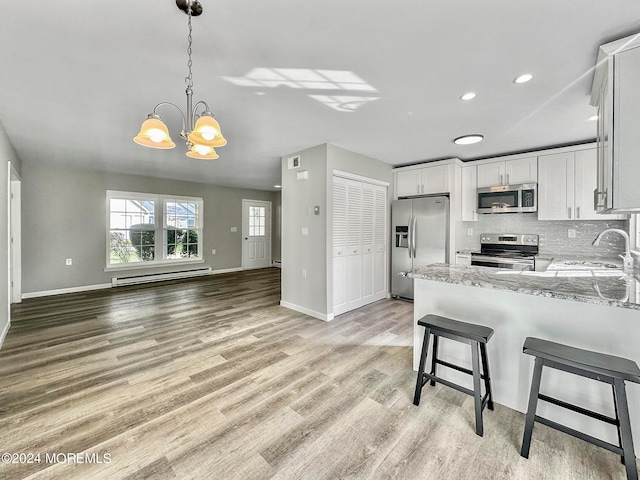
[[133, 0, 226, 160]]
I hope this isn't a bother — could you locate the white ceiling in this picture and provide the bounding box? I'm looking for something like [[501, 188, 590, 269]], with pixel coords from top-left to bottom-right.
[[2, 1, 640, 191]]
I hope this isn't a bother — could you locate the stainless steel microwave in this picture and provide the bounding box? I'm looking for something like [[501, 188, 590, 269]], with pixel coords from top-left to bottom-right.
[[477, 183, 537, 214]]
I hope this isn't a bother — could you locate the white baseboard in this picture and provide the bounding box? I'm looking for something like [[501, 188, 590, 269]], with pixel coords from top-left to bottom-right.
[[0, 319, 11, 350], [22, 283, 113, 299], [280, 301, 334, 322], [22, 266, 246, 299]]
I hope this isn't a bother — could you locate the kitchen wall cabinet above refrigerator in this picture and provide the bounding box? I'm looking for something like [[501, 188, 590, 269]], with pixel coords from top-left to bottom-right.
[[591, 32, 640, 213]]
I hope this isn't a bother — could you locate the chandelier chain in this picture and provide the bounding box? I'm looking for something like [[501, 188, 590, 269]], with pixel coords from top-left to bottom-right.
[[185, 8, 194, 89]]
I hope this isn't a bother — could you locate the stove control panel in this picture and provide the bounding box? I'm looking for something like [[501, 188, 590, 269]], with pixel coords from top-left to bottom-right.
[[480, 233, 539, 246]]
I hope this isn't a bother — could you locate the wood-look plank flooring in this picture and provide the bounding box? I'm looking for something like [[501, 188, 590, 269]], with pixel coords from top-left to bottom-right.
[[0, 268, 636, 479]]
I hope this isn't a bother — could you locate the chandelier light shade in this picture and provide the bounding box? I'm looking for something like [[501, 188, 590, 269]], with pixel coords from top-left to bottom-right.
[[186, 144, 219, 159], [187, 114, 227, 147], [133, 0, 226, 159], [133, 116, 176, 149]]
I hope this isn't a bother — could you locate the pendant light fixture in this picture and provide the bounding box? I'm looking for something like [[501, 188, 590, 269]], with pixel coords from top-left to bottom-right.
[[134, 0, 226, 159]]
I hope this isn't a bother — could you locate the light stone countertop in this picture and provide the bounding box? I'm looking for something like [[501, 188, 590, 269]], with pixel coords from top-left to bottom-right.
[[402, 263, 640, 310]]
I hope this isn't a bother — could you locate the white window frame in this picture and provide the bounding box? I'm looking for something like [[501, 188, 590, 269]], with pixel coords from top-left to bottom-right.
[[106, 190, 204, 270]]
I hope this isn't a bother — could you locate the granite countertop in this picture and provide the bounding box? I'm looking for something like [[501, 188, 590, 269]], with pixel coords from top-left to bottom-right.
[[402, 263, 640, 310]]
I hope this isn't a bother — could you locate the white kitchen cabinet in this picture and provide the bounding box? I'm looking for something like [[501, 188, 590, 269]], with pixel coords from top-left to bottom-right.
[[538, 149, 624, 221], [460, 165, 477, 221], [591, 34, 640, 213], [477, 157, 537, 187], [396, 164, 450, 197], [332, 176, 387, 316]]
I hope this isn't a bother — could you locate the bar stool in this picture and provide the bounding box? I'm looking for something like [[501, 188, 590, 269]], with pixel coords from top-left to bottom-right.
[[413, 314, 494, 436], [520, 337, 640, 480]]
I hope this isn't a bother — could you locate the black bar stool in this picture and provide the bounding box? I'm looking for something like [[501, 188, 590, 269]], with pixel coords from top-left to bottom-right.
[[520, 337, 640, 480], [413, 314, 494, 436]]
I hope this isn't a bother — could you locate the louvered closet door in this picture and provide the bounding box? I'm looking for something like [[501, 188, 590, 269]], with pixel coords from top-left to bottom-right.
[[332, 177, 348, 315], [361, 183, 376, 304], [346, 180, 363, 311], [332, 175, 388, 316], [373, 186, 387, 297]]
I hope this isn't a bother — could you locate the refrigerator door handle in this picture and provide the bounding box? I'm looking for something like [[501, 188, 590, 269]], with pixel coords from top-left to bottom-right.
[[408, 215, 413, 258], [412, 215, 417, 259]]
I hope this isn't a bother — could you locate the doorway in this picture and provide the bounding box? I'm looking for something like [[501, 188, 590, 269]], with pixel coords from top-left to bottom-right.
[[242, 199, 272, 270], [9, 164, 21, 304]]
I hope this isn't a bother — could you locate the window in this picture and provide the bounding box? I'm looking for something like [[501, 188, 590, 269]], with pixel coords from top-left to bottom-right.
[[107, 191, 203, 267], [248, 205, 266, 237]]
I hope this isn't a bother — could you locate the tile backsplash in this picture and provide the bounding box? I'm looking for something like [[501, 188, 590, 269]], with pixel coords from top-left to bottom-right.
[[457, 213, 629, 258]]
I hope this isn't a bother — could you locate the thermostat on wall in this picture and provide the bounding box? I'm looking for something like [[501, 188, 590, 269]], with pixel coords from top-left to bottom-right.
[[287, 155, 301, 170]]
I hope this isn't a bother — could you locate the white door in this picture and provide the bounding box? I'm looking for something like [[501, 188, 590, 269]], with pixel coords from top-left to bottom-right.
[[10, 164, 21, 304], [242, 199, 271, 269]]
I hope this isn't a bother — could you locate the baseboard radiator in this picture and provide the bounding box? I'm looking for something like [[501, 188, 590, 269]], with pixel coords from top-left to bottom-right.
[[111, 267, 213, 287]]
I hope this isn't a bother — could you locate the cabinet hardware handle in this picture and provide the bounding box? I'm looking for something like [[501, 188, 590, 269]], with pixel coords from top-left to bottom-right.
[[576, 207, 580, 219], [506, 174, 510, 185], [500, 174, 504, 185], [568, 207, 572, 219]]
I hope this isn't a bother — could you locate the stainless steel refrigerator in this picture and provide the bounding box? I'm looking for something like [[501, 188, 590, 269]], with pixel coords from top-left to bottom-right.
[[391, 195, 449, 300]]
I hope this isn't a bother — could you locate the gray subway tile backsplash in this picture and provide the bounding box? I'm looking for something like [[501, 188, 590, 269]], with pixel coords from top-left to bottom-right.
[[458, 213, 628, 258]]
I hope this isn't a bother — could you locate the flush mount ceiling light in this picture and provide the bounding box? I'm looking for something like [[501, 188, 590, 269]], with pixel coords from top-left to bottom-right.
[[454, 134, 484, 145], [134, 0, 226, 159], [514, 73, 533, 84], [460, 92, 477, 101]]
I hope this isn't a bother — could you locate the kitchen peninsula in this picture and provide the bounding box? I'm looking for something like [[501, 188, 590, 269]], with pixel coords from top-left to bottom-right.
[[403, 263, 640, 457]]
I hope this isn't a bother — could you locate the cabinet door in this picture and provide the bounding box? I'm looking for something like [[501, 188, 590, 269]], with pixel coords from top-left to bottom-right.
[[396, 170, 422, 197], [538, 152, 574, 220], [477, 162, 506, 187], [461, 165, 477, 221], [423, 165, 449, 194], [506, 157, 538, 184], [574, 149, 622, 220]]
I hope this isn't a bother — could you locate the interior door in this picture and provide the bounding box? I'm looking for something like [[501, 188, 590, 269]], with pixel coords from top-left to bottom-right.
[[242, 199, 271, 269]]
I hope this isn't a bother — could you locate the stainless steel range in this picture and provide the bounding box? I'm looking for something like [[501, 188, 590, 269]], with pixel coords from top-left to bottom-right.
[[471, 234, 539, 271]]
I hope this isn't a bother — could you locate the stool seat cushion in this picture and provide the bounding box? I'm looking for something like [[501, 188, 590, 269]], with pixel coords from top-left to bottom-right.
[[523, 337, 640, 384], [417, 314, 494, 344]]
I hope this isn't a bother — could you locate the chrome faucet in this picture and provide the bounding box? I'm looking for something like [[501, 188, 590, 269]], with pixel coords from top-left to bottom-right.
[[592, 228, 634, 272]]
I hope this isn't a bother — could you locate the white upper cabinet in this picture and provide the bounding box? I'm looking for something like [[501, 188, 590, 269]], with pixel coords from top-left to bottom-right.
[[396, 164, 450, 197], [591, 34, 640, 213], [538, 149, 624, 221], [460, 165, 477, 221], [477, 157, 537, 187]]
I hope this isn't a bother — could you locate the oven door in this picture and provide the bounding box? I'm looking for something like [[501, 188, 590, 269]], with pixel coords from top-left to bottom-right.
[[471, 255, 534, 271]]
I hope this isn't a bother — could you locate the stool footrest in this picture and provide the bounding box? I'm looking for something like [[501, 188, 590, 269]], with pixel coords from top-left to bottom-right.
[[538, 394, 618, 425], [423, 373, 491, 410], [436, 359, 489, 380], [535, 415, 624, 456]]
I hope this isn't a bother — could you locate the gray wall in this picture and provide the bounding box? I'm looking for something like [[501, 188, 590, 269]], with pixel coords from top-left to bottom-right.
[[280, 143, 392, 318], [281, 144, 328, 316], [0, 119, 21, 346], [21, 163, 278, 294]]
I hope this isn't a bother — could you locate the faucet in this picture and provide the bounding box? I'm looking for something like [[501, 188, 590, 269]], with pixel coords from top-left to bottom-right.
[[592, 228, 634, 272]]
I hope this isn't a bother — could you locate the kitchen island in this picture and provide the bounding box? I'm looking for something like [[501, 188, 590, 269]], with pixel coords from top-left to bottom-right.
[[403, 263, 640, 458]]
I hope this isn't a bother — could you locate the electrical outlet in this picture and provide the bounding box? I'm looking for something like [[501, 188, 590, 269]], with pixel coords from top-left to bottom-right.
[[568, 229, 576, 238], [467, 228, 473, 236], [230, 226, 237, 233], [65, 258, 72, 266], [301, 227, 309, 236], [211, 249, 216, 255], [302, 269, 307, 278]]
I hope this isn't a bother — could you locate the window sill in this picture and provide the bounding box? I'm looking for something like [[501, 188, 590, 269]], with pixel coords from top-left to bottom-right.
[[104, 258, 204, 272]]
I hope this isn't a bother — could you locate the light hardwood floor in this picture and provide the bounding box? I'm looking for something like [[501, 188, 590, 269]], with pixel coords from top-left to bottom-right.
[[0, 268, 635, 479]]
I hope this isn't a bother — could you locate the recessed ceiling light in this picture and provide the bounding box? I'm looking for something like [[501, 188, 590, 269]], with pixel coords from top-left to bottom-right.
[[588, 115, 598, 121], [460, 92, 476, 101], [274, 185, 282, 188], [514, 74, 533, 84], [454, 134, 484, 145]]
